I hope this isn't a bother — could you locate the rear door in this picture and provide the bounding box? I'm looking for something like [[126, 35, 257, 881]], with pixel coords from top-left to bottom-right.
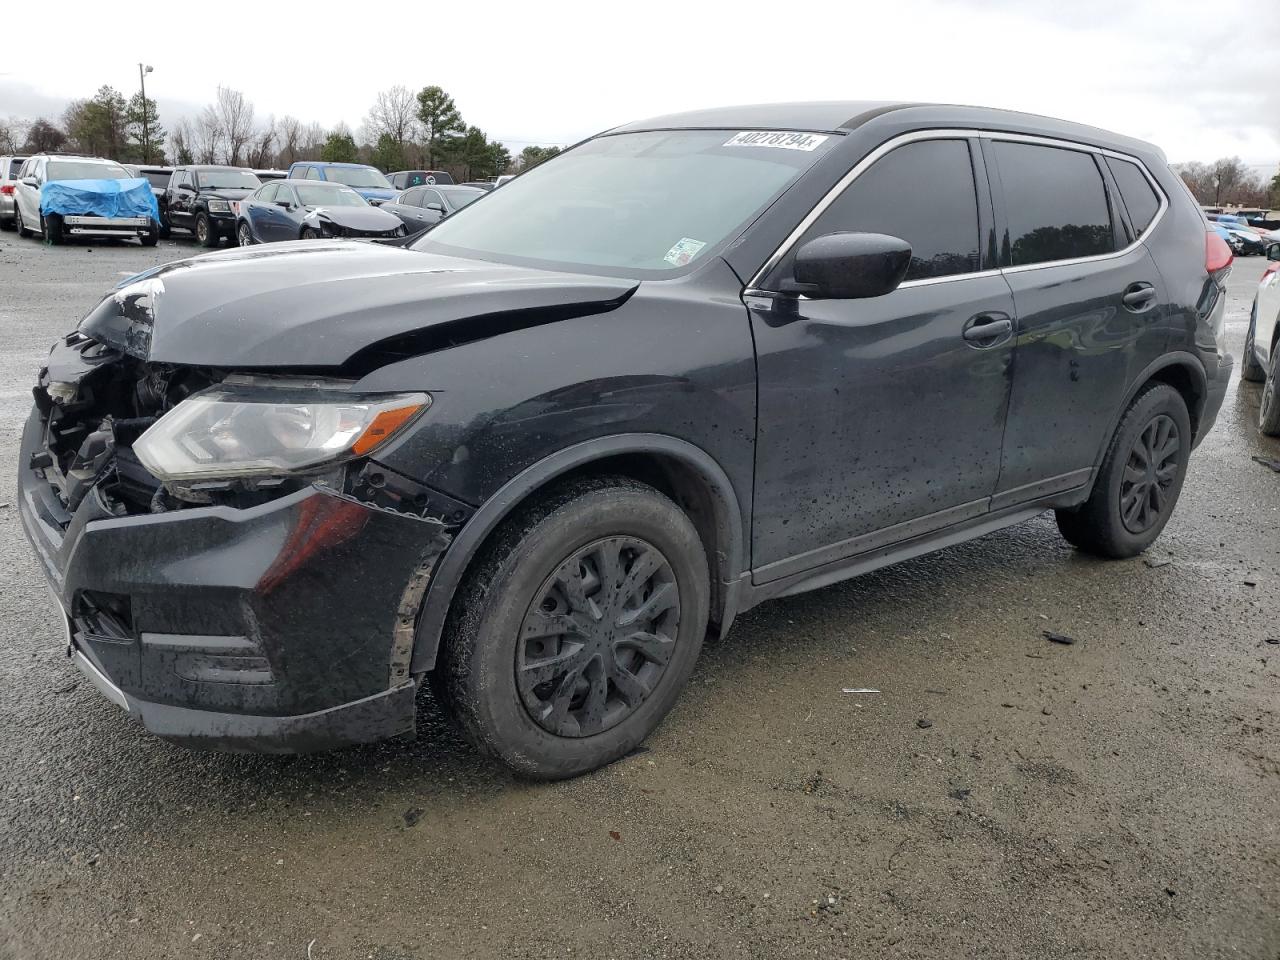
[[985, 138, 1171, 507], [749, 135, 1017, 579]]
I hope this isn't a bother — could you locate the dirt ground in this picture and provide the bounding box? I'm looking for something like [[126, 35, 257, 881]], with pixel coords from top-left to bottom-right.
[[0, 232, 1276, 960]]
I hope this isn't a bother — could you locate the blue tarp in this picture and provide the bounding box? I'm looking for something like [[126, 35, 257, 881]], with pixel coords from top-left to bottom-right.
[[40, 178, 160, 222]]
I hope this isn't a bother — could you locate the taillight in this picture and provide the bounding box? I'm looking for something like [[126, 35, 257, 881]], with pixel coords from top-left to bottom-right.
[[1206, 230, 1233, 279], [0, 185, 13, 196]]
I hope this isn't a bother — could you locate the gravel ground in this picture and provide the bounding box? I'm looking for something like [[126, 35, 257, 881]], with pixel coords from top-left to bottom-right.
[[0, 232, 1276, 960]]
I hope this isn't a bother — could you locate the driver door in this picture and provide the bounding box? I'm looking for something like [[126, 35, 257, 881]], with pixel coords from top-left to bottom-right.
[[748, 136, 1016, 581]]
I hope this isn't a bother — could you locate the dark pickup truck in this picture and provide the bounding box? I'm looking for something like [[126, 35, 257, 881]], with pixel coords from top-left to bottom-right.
[[162, 165, 262, 247]]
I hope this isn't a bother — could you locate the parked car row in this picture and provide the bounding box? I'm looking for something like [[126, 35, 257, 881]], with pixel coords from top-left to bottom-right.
[[1245, 239, 1280, 435], [1205, 212, 1280, 256], [2, 154, 160, 244], [1, 152, 501, 248]]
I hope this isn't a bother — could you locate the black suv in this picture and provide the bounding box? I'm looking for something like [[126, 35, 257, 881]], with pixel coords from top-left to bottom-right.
[[162, 165, 261, 246], [19, 102, 1232, 778]]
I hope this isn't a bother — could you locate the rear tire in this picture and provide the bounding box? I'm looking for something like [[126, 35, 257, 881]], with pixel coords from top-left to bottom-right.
[[195, 213, 218, 248], [432, 477, 710, 780], [1260, 351, 1280, 437], [140, 225, 158, 247], [1242, 307, 1267, 382], [1054, 383, 1191, 558], [236, 221, 255, 247]]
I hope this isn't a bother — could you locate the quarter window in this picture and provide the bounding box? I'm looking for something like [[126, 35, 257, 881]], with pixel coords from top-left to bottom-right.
[[1105, 157, 1161, 235], [994, 142, 1115, 266], [792, 139, 982, 282]]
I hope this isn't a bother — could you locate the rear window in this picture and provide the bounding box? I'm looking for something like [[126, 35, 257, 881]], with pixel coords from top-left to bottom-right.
[[142, 171, 171, 189], [993, 142, 1115, 266], [1105, 157, 1162, 235]]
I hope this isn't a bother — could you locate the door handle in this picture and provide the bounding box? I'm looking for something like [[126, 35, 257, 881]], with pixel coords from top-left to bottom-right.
[[1122, 282, 1157, 311], [962, 313, 1014, 347]]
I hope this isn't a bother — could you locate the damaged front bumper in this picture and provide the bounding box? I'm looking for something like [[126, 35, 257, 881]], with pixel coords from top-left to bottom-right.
[[19, 406, 454, 752]]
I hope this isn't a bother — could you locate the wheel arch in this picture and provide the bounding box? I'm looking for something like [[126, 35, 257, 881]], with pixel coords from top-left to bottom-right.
[[409, 433, 747, 674], [1097, 353, 1207, 466]]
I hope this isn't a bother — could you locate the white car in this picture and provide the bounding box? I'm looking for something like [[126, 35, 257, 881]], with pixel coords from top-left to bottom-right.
[[13, 154, 157, 245], [1244, 238, 1280, 435]]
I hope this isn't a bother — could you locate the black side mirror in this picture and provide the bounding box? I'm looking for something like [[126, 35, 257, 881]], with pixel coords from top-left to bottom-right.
[[426, 202, 445, 214], [785, 232, 913, 299], [21, 177, 37, 188], [275, 199, 292, 208], [1268, 242, 1280, 262]]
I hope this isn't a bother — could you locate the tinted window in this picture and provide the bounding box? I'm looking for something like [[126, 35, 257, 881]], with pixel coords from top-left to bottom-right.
[[401, 187, 426, 206], [794, 138, 981, 282], [257, 184, 278, 203], [422, 189, 444, 208], [1106, 157, 1161, 235], [994, 142, 1115, 266]]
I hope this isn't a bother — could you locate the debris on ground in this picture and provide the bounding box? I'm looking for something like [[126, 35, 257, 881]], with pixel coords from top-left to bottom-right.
[[402, 807, 424, 828], [840, 687, 880, 694], [1251, 455, 1280, 473], [1143, 557, 1172, 569], [1042, 631, 1076, 645], [916, 719, 933, 729]]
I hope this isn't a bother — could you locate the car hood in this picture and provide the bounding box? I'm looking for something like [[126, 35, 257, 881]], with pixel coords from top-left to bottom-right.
[[202, 188, 255, 201], [352, 187, 398, 200], [310, 205, 403, 231], [79, 242, 639, 370]]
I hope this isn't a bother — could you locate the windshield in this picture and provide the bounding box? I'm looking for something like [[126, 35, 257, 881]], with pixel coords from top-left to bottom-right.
[[326, 166, 392, 189], [48, 161, 130, 181], [297, 185, 368, 207], [199, 169, 261, 190], [413, 129, 835, 275]]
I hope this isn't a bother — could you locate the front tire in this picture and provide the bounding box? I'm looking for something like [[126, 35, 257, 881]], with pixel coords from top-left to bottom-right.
[[15, 204, 32, 238], [195, 213, 218, 248], [432, 477, 710, 780], [1242, 307, 1267, 382], [1260, 351, 1280, 437], [300, 226, 319, 240], [1055, 383, 1191, 558], [43, 213, 63, 245]]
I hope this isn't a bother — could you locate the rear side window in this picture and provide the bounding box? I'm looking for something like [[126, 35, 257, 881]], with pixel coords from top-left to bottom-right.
[[994, 142, 1115, 266], [1105, 157, 1161, 235], [796, 139, 981, 282]]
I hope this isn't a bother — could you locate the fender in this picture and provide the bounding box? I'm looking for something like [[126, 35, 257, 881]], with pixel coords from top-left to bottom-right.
[[1093, 351, 1207, 470], [409, 433, 747, 673]]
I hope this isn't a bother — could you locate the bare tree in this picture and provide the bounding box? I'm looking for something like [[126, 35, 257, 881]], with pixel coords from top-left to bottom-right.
[[0, 116, 31, 154], [1209, 157, 1252, 206], [248, 116, 277, 169], [364, 86, 419, 150], [193, 105, 222, 163], [215, 86, 255, 166], [299, 122, 326, 162], [170, 117, 195, 164], [276, 115, 303, 167]]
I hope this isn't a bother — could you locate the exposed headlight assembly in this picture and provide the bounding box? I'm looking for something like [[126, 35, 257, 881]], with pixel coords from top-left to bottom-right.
[[206, 199, 232, 214], [134, 382, 429, 481]]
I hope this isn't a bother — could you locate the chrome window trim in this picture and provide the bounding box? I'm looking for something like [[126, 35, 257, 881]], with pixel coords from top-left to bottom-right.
[[748, 128, 1170, 290]]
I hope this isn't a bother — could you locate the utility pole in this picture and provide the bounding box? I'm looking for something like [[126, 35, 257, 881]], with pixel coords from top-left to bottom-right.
[[138, 63, 154, 164]]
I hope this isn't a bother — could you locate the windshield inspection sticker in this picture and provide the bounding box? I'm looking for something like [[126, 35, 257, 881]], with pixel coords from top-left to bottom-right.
[[664, 237, 707, 267], [723, 131, 829, 152]]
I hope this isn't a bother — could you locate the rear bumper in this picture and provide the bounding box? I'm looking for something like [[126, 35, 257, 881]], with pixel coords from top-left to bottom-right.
[[1197, 351, 1233, 447]]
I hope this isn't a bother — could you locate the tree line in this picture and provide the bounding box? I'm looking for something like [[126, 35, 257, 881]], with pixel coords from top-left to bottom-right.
[[0, 83, 564, 179], [1173, 157, 1279, 209]]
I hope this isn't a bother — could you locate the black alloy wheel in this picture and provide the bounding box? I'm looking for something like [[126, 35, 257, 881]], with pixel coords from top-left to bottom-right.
[[516, 536, 680, 737], [1118, 414, 1180, 534], [237, 221, 254, 247]]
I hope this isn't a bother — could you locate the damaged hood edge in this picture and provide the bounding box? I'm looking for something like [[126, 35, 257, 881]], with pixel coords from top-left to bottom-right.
[[80, 243, 639, 370]]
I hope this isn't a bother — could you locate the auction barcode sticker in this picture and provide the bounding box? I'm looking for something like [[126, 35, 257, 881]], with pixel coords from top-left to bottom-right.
[[723, 131, 829, 152]]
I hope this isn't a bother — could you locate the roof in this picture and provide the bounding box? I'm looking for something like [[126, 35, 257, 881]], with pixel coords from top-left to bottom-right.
[[297, 161, 378, 168], [609, 101, 1162, 157]]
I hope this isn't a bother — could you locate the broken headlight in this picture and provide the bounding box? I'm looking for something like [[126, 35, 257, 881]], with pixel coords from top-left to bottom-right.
[[133, 382, 429, 481]]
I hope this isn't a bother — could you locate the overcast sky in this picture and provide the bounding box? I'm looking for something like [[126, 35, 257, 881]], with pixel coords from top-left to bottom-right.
[[2, 0, 1277, 167]]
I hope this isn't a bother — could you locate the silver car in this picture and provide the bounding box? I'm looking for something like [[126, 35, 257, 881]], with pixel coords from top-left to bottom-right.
[[0, 155, 30, 228]]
